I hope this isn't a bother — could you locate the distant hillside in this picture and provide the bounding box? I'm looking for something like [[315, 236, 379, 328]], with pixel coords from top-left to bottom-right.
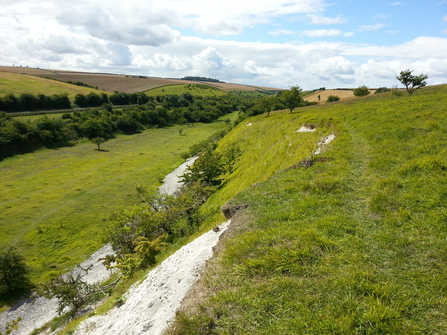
[[0, 66, 281, 94], [0, 71, 107, 98]]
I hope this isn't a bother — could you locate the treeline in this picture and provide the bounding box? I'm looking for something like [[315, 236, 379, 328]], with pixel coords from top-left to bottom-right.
[[0, 92, 154, 113], [74, 92, 151, 108], [0, 93, 250, 159], [0, 93, 71, 112], [182, 76, 224, 83], [40, 76, 98, 89]]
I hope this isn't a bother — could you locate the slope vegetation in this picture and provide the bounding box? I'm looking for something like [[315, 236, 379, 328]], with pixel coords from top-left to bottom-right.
[[169, 85, 447, 334], [0, 71, 107, 98]]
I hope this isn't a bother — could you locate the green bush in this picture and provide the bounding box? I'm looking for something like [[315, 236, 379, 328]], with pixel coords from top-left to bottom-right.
[[0, 247, 31, 296], [326, 95, 340, 102], [374, 87, 390, 94], [353, 86, 370, 96]]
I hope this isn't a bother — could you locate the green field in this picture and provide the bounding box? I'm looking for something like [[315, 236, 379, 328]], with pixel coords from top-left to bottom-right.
[[145, 84, 226, 97], [0, 72, 108, 98], [0, 121, 229, 285], [169, 85, 447, 333]]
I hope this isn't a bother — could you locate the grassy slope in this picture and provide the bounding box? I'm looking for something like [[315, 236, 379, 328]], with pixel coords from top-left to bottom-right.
[[169, 86, 447, 334], [145, 84, 226, 97], [0, 121, 228, 285], [0, 72, 108, 98]]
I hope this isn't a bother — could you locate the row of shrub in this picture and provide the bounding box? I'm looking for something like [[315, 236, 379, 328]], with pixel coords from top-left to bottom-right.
[[0, 93, 71, 112]]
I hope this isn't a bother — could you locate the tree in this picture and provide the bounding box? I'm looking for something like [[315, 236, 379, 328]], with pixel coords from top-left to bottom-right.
[[353, 86, 370, 97], [181, 149, 223, 185], [91, 137, 105, 150], [396, 69, 428, 95], [0, 247, 31, 295], [280, 85, 303, 113]]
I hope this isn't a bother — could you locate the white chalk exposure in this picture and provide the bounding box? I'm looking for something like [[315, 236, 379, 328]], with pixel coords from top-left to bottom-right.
[[74, 220, 231, 335]]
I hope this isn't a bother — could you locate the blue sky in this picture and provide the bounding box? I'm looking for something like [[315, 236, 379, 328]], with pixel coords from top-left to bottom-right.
[[1, 0, 446, 89]]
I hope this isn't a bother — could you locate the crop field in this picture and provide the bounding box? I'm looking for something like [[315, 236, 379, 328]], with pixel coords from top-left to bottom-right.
[[169, 85, 447, 334], [0, 120, 229, 285], [0, 72, 106, 98]]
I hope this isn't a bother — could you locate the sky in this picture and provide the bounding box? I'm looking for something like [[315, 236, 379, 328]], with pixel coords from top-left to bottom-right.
[[1, 0, 447, 89]]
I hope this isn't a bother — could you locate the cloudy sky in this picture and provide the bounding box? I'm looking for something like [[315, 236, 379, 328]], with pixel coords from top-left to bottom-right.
[[1, 0, 447, 89]]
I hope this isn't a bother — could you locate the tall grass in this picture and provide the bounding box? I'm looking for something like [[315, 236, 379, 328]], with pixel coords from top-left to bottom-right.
[[168, 85, 447, 333]]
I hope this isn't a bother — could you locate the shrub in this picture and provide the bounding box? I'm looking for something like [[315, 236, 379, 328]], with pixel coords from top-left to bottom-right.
[[0, 247, 31, 296], [353, 86, 370, 97], [326, 95, 340, 103], [374, 87, 390, 94]]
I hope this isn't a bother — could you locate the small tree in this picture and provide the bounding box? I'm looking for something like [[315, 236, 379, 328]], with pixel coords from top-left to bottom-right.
[[280, 85, 303, 113], [181, 149, 223, 185], [0, 247, 31, 295], [396, 69, 428, 95], [91, 137, 105, 150], [353, 86, 370, 97]]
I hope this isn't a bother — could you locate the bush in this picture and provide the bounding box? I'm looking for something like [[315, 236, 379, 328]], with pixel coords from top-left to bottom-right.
[[353, 86, 370, 97], [0, 247, 31, 296], [374, 87, 390, 94], [326, 95, 340, 103]]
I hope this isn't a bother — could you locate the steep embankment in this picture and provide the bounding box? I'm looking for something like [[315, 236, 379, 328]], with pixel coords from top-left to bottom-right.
[[168, 86, 447, 334]]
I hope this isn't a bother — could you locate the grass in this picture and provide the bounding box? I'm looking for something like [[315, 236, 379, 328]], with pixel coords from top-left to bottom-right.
[[145, 84, 226, 97], [167, 85, 447, 333], [0, 72, 107, 98], [0, 120, 229, 289]]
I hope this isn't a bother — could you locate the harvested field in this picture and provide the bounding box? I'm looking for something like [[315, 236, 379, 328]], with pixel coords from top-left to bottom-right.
[[305, 89, 377, 102]]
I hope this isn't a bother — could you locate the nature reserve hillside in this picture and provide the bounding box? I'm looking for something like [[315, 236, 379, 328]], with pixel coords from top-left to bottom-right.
[[167, 85, 447, 334]]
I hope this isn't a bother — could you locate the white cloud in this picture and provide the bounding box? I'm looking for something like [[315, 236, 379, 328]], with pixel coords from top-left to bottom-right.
[[358, 23, 385, 31], [389, 2, 402, 5], [193, 47, 231, 69], [387, 30, 399, 34], [269, 29, 296, 36], [1, 1, 447, 90], [307, 14, 347, 25], [244, 60, 272, 76], [302, 29, 342, 37], [444, 15, 447, 22]]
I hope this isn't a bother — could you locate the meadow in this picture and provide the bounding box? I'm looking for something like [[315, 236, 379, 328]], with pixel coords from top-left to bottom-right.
[[145, 84, 227, 97], [168, 85, 447, 334], [0, 121, 229, 286]]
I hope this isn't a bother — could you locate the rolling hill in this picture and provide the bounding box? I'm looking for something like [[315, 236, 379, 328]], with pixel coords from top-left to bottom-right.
[[0, 66, 281, 94]]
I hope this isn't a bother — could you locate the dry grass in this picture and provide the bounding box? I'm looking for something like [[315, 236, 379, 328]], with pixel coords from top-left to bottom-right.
[[305, 89, 377, 102]]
